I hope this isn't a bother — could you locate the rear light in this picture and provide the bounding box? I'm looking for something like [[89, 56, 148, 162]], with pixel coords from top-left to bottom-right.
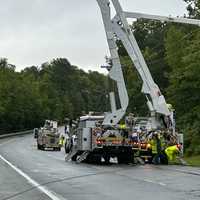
[[96, 140, 101, 145], [147, 143, 151, 148], [96, 139, 105, 145], [140, 143, 146, 148]]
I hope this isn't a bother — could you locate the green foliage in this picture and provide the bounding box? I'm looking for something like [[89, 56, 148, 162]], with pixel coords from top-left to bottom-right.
[[165, 26, 200, 154], [184, 155, 200, 166], [0, 58, 108, 134]]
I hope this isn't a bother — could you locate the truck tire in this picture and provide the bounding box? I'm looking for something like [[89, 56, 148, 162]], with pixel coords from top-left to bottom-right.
[[71, 154, 77, 161], [118, 151, 133, 164], [117, 154, 126, 164], [93, 154, 102, 164], [85, 154, 101, 164], [103, 154, 110, 164]]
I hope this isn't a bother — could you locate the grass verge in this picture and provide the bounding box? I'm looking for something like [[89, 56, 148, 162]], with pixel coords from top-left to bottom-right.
[[184, 155, 200, 167]]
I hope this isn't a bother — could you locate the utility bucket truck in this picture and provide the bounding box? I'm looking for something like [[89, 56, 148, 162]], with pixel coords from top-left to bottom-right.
[[65, 113, 137, 164], [36, 120, 61, 151], [65, 0, 200, 164]]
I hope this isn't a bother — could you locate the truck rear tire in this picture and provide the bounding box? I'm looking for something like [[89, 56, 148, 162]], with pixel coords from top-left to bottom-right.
[[117, 155, 127, 164], [103, 154, 110, 164], [117, 150, 134, 164]]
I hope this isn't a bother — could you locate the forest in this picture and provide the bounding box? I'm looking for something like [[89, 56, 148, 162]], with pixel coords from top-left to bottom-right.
[[0, 0, 199, 155]]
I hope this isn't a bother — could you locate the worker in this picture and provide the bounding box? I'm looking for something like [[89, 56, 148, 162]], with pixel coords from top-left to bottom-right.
[[71, 134, 77, 146], [59, 135, 65, 147], [165, 145, 180, 162], [119, 122, 126, 130], [119, 121, 128, 138], [159, 132, 169, 164], [160, 132, 167, 151], [130, 130, 138, 142], [149, 133, 161, 164]]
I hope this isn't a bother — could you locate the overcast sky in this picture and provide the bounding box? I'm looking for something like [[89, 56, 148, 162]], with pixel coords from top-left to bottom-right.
[[0, 0, 187, 73]]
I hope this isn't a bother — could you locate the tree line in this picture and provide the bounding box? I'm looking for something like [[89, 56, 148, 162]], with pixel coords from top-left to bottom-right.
[[0, 58, 109, 133]]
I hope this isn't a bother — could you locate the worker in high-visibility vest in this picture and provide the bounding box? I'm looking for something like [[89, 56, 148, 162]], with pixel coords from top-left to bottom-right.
[[119, 123, 126, 129], [119, 121, 128, 138], [165, 145, 180, 161], [149, 133, 161, 164], [59, 135, 65, 147]]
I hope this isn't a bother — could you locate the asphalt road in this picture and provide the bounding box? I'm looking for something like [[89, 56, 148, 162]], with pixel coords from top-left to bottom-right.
[[0, 134, 200, 200]]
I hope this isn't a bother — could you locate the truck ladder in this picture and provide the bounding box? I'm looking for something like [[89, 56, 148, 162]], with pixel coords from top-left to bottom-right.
[[65, 146, 78, 162], [76, 151, 90, 163]]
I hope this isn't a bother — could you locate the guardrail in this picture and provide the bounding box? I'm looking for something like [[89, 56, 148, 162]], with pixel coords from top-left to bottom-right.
[[0, 130, 33, 139]]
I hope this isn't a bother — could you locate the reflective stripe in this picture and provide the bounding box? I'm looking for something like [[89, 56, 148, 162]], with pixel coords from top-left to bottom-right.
[[165, 145, 179, 161], [120, 124, 126, 129]]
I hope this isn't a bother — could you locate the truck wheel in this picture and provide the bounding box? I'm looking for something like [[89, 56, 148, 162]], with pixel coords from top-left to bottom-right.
[[118, 153, 133, 164], [85, 154, 93, 163], [103, 154, 110, 164], [93, 154, 102, 164], [71, 154, 77, 161], [117, 155, 125, 164], [85, 154, 101, 164]]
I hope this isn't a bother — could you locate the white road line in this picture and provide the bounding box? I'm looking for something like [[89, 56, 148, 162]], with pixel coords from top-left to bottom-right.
[[0, 154, 66, 200]]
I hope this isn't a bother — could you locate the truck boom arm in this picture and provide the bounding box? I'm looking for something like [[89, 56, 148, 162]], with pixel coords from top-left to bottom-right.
[[97, 0, 129, 126], [97, 0, 200, 129], [125, 12, 200, 26]]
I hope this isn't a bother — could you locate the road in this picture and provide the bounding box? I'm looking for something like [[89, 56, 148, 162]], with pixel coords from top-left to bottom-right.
[[0, 134, 200, 200]]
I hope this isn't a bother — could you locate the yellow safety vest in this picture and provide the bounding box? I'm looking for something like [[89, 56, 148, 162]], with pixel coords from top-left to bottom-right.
[[59, 137, 64, 146], [150, 139, 157, 154], [165, 145, 179, 161], [119, 124, 126, 129]]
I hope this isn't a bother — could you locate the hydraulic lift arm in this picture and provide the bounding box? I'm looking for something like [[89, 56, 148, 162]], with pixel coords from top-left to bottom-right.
[[97, 0, 200, 130], [97, 0, 129, 126]]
